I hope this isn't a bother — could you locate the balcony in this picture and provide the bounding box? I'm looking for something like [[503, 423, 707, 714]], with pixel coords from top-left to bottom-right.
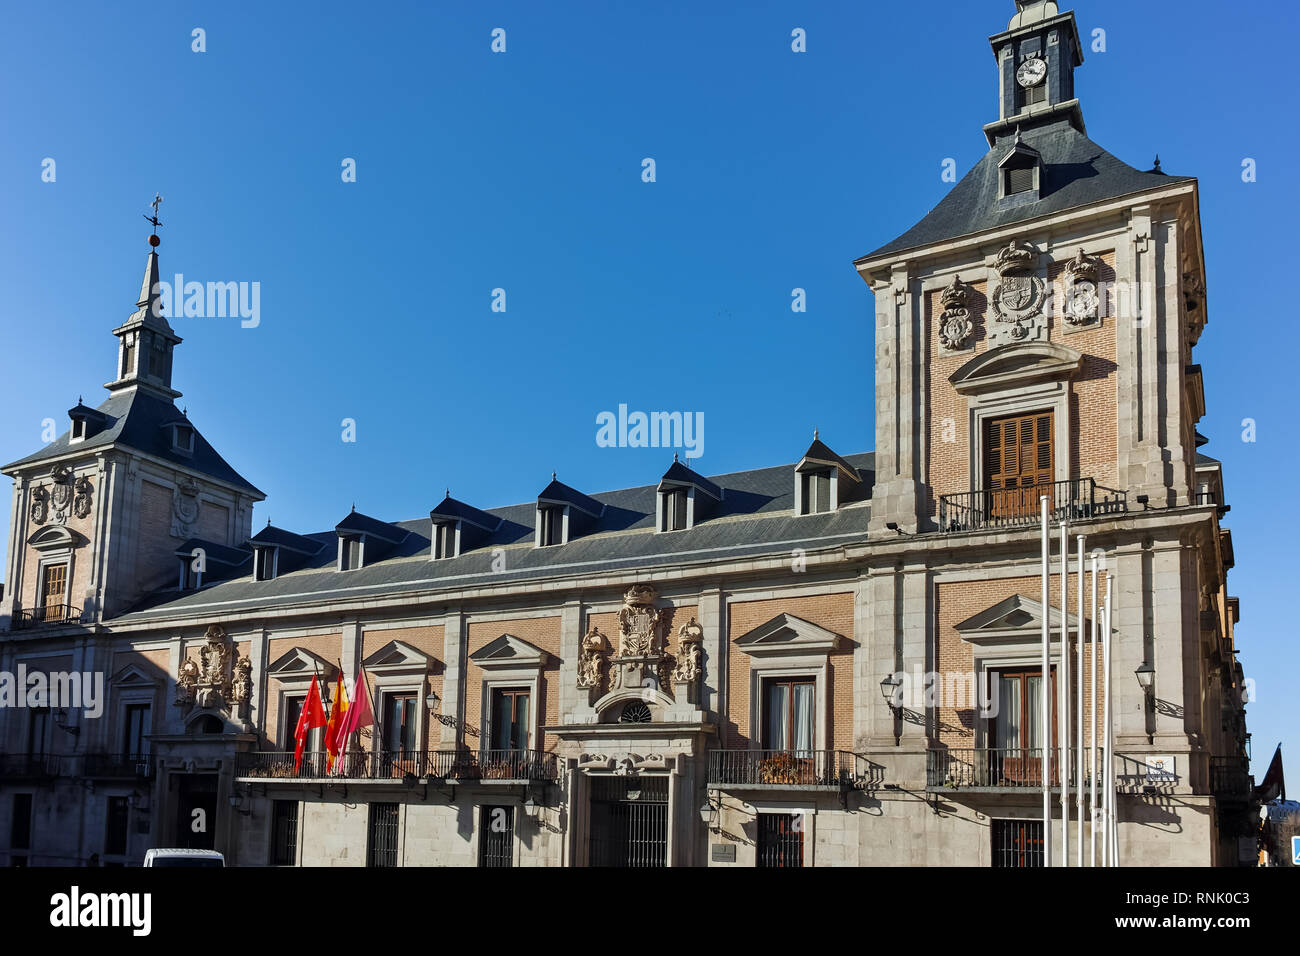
[[12, 604, 85, 630], [0, 753, 64, 778], [927, 748, 1111, 791], [938, 478, 1126, 535], [1210, 756, 1253, 801], [82, 753, 155, 780], [708, 750, 852, 790], [235, 749, 558, 783]]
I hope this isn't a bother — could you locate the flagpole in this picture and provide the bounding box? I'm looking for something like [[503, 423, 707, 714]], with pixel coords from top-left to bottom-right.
[[1102, 575, 1114, 865], [1107, 571, 1118, 865], [1076, 533, 1085, 867], [1040, 495, 1052, 869], [1090, 553, 1099, 867], [1059, 519, 1069, 866]]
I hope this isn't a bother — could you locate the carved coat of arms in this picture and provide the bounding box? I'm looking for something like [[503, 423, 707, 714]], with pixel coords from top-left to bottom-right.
[[988, 240, 1046, 347], [937, 275, 974, 352], [1062, 248, 1101, 326]]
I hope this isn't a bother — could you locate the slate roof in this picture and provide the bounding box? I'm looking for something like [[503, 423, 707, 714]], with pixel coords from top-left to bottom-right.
[[113, 453, 875, 623], [857, 117, 1194, 264], [2, 387, 263, 497]]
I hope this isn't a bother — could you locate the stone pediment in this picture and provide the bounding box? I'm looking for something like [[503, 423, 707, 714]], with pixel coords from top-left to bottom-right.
[[735, 613, 840, 657], [950, 341, 1083, 395], [267, 647, 337, 684], [955, 594, 1081, 647], [361, 639, 436, 675], [469, 633, 552, 669], [27, 525, 86, 551], [110, 663, 162, 687]]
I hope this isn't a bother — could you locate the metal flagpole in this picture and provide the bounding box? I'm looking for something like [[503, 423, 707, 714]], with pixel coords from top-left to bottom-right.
[[1059, 520, 1069, 866], [1102, 576, 1114, 865], [1089, 553, 1099, 867], [1107, 572, 1119, 865], [1040, 495, 1052, 868], [1076, 534, 1085, 867]]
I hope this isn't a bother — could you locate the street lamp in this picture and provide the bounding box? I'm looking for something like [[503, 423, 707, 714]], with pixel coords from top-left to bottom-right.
[[1134, 662, 1155, 696], [880, 674, 902, 712]]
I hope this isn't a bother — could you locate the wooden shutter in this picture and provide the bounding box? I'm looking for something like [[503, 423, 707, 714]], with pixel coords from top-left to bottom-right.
[[985, 411, 1053, 491]]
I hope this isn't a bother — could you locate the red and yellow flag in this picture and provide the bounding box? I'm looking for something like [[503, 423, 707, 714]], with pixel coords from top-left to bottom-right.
[[324, 673, 349, 774]]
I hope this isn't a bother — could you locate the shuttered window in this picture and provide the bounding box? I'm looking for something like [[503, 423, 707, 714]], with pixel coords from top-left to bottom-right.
[[1005, 165, 1035, 195], [985, 411, 1053, 491]]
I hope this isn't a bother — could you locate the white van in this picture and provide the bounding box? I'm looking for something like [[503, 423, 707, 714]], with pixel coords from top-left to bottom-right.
[[142, 848, 225, 867]]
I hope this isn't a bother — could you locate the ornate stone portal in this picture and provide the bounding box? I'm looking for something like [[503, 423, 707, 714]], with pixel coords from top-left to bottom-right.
[[988, 240, 1046, 347]]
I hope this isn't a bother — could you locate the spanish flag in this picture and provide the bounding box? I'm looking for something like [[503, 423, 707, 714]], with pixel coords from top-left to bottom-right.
[[324, 673, 349, 774]]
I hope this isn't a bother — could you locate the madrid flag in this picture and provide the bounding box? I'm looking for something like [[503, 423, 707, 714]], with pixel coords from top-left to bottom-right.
[[293, 674, 327, 774]]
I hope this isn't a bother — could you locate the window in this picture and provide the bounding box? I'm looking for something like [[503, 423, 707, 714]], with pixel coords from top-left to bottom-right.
[[490, 688, 530, 753], [478, 806, 514, 868], [660, 488, 688, 532], [178, 558, 201, 590], [121, 334, 137, 380], [10, 794, 32, 866], [282, 695, 324, 754], [105, 796, 129, 857], [271, 800, 299, 866], [383, 693, 418, 754], [538, 506, 563, 547], [1020, 82, 1047, 110], [39, 563, 68, 620], [71, 418, 86, 442], [367, 802, 400, 867], [148, 333, 167, 378], [757, 813, 804, 868], [122, 704, 150, 757], [799, 470, 831, 515], [254, 547, 277, 581], [984, 410, 1053, 519], [339, 535, 362, 570], [27, 708, 49, 758], [433, 521, 457, 559], [172, 424, 194, 454], [1005, 165, 1036, 195], [764, 679, 814, 753], [989, 667, 1058, 786], [992, 819, 1044, 868]]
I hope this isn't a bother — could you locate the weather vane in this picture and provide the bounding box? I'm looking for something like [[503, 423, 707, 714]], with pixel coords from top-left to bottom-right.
[[144, 193, 163, 247]]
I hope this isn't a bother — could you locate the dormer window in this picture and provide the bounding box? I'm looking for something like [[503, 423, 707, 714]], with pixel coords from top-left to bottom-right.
[[254, 546, 279, 581], [998, 136, 1043, 202], [339, 535, 363, 571], [799, 470, 832, 515], [794, 433, 862, 516], [71, 418, 87, 442], [433, 520, 459, 559], [538, 506, 564, 547], [177, 557, 201, 590], [172, 424, 195, 454], [121, 332, 138, 380], [661, 488, 688, 532]]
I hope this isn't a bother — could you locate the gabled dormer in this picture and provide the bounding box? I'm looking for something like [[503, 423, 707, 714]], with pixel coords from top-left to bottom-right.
[[334, 508, 408, 570], [173, 538, 251, 590], [160, 413, 196, 457], [656, 455, 722, 532], [998, 132, 1043, 203], [248, 523, 326, 581], [794, 432, 861, 515], [67, 401, 109, 445], [429, 492, 502, 560], [535, 475, 604, 547]]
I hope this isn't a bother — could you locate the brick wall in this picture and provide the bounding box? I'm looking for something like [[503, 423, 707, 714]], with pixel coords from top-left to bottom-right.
[[360, 625, 445, 750], [724, 592, 854, 750]]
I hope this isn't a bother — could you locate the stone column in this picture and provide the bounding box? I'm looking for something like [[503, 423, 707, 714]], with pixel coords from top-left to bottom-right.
[[869, 263, 924, 534], [439, 610, 465, 747], [697, 585, 724, 719], [558, 598, 583, 720]]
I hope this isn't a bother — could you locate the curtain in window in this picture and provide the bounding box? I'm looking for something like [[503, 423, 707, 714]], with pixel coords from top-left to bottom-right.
[[1026, 675, 1043, 751], [994, 675, 1021, 751], [765, 683, 789, 750], [792, 683, 814, 754]]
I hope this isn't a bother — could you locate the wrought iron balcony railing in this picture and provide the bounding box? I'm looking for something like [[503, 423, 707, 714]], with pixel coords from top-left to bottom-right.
[[1210, 756, 1253, 799], [0, 753, 64, 777], [82, 753, 155, 779], [927, 748, 1113, 790], [708, 749, 851, 788], [938, 478, 1126, 534], [12, 604, 85, 630], [235, 749, 558, 782]]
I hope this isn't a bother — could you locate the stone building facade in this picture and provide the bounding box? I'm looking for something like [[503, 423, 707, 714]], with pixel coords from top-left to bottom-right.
[[0, 1, 1253, 867]]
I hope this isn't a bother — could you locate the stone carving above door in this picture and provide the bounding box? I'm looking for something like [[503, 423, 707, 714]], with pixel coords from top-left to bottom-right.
[[175, 624, 253, 726], [988, 240, 1046, 347]]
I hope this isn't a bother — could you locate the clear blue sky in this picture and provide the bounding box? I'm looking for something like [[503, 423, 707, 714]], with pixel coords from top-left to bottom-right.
[[1, 1, 1294, 782]]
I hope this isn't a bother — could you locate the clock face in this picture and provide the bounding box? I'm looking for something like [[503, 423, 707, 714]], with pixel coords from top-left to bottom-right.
[[1017, 57, 1047, 88]]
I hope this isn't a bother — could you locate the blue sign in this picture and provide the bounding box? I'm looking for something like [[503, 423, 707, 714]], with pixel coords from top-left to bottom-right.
[[1292, 836, 1300, 866]]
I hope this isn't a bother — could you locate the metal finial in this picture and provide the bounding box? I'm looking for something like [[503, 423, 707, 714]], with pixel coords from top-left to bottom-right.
[[144, 193, 164, 247], [1153, 154, 1162, 172], [673, 452, 679, 463], [552, 471, 557, 481], [813, 428, 819, 440], [445, 488, 450, 499]]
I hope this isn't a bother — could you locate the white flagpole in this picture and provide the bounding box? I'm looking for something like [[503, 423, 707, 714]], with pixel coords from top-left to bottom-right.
[[1059, 520, 1069, 866], [1103, 573, 1116, 865], [1107, 572, 1119, 865], [1100, 578, 1111, 867], [1041, 495, 1052, 868], [1089, 553, 1099, 867], [1076, 534, 1085, 867]]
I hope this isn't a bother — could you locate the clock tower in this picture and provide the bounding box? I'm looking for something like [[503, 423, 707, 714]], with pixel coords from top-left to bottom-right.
[[986, 0, 1085, 145]]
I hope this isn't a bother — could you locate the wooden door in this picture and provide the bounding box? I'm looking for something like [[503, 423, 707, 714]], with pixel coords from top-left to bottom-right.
[[984, 411, 1054, 521], [990, 667, 1058, 786], [40, 564, 67, 621]]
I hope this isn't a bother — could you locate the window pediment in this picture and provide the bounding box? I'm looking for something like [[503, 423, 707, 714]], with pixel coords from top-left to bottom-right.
[[469, 633, 553, 670], [109, 664, 161, 688], [955, 594, 1081, 648], [950, 341, 1083, 395], [735, 613, 841, 658], [28, 525, 86, 552], [362, 639, 436, 676], [267, 647, 337, 685]]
